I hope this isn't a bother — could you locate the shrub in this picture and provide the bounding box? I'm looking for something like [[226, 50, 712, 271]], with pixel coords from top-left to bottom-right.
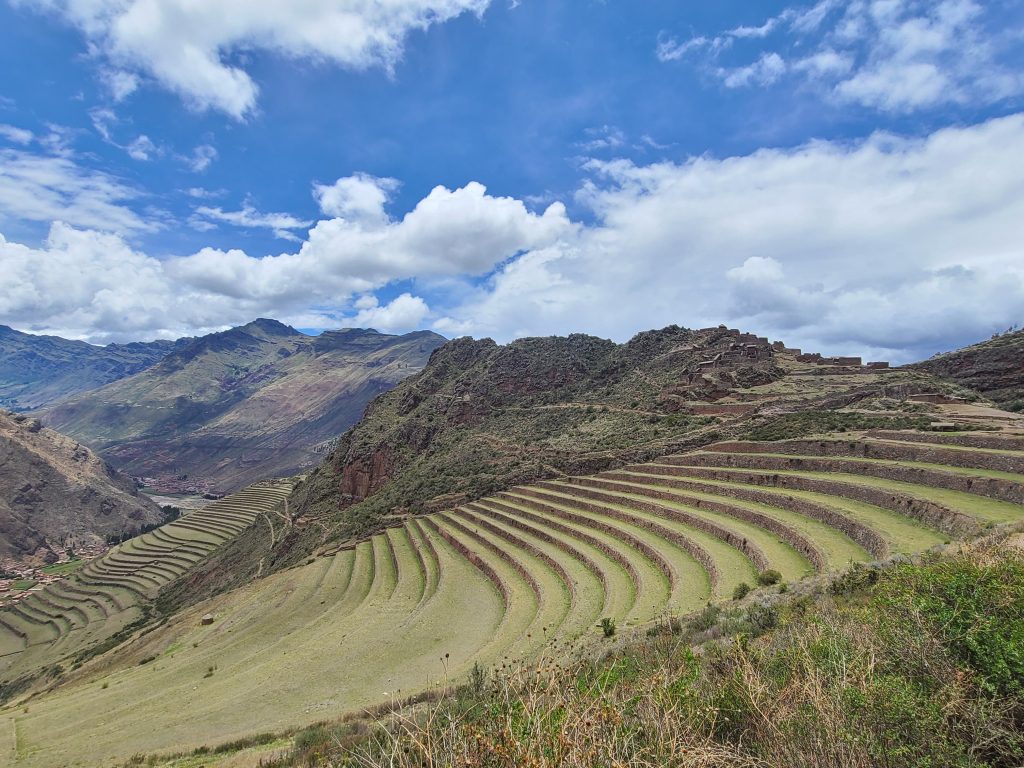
[[599, 617, 616, 637], [756, 569, 782, 586], [732, 582, 751, 600]]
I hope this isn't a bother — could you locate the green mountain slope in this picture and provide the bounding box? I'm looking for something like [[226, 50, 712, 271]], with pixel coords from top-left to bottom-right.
[[0, 410, 162, 564], [0, 325, 189, 412], [41, 320, 446, 494]]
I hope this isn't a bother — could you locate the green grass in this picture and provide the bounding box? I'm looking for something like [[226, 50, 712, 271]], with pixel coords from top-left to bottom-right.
[[7, 581, 36, 592], [275, 537, 1024, 768], [501, 492, 674, 625], [38, 561, 84, 577]]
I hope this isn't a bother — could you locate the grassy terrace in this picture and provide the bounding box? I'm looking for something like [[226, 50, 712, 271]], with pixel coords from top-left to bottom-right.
[[0, 481, 293, 685], [1, 430, 1023, 766]]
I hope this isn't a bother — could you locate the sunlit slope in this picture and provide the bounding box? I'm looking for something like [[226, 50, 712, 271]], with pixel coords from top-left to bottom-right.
[[2, 430, 1023, 766]]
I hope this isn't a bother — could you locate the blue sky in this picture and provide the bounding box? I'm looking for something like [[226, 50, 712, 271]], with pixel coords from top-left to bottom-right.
[[1, 0, 1022, 362]]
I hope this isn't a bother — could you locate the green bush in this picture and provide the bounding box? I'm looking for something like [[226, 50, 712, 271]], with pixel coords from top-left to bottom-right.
[[756, 569, 782, 586], [599, 617, 616, 638], [876, 551, 1024, 697], [732, 582, 751, 600]]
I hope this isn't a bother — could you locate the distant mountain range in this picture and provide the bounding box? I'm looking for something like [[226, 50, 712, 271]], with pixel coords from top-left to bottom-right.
[[0, 325, 191, 412], [0, 410, 162, 564], [38, 320, 446, 493]]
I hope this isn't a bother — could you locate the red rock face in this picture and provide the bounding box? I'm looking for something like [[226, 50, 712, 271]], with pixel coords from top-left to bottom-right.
[[338, 447, 396, 504]]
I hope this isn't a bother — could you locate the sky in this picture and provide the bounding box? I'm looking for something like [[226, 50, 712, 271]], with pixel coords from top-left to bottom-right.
[[0, 0, 1022, 363]]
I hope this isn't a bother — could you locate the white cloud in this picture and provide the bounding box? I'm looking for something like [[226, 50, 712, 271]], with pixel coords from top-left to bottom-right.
[[126, 134, 158, 161], [721, 53, 787, 88], [88, 108, 116, 141], [0, 148, 154, 233], [192, 204, 312, 241], [2, 118, 1023, 360], [660, 0, 1024, 113], [351, 293, 430, 333], [0, 125, 33, 145], [188, 144, 218, 172], [434, 113, 1024, 362], [99, 68, 140, 101], [18, 0, 492, 118], [577, 125, 627, 152], [313, 173, 399, 225], [0, 178, 571, 342]]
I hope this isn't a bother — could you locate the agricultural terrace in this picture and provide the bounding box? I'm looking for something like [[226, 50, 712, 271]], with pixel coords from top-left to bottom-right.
[[0, 480, 293, 684], [2, 430, 1023, 766]]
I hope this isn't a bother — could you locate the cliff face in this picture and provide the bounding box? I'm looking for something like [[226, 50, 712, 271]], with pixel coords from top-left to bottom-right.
[[912, 330, 1024, 409], [0, 410, 162, 565], [42, 322, 447, 493]]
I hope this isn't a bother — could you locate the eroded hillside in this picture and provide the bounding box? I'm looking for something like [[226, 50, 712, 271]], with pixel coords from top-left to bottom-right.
[[0, 411, 162, 565]]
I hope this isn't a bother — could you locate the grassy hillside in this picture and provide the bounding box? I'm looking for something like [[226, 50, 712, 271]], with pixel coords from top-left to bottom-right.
[[41, 321, 445, 494], [0, 410, 162, 564], [0, 325, 188, 412], [2, 426, 1021, 766], [0, 480, 292, 698], [275, 530, 1024, 768]]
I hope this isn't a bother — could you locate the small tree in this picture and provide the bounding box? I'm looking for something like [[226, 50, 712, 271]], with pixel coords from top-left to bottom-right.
[[599, 617, 616, 638], [732, 582, 752, 600]]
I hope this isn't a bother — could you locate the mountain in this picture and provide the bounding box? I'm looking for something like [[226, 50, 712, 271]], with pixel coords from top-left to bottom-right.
[[180, 324, 945, 586], [912, 329, 1024, 410], [0, 324, 190, 412], [41, 320, 447, 494], [0, 410, 162, 565]]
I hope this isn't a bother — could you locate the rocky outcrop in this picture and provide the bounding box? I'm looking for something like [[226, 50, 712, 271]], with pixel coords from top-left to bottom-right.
[[911, 329, 1024, 408], [0, 410, 162, 564], [285, 324, 939, 561]]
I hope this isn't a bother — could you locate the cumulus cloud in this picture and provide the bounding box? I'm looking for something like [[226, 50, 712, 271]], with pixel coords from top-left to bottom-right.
[[17, 0, 492, 118], [435, 113, 1024, 362], [659, 0, 1024, 113], [0, 147, 154, 233], [2, 119, 1023, 359], [313, 173, 399, 225], [351, 293, 431, 333], [0, 177, 572, 342]]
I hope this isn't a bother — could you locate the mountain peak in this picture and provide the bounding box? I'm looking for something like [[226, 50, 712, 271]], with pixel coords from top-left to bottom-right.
[[242, 318, 302, 337]]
